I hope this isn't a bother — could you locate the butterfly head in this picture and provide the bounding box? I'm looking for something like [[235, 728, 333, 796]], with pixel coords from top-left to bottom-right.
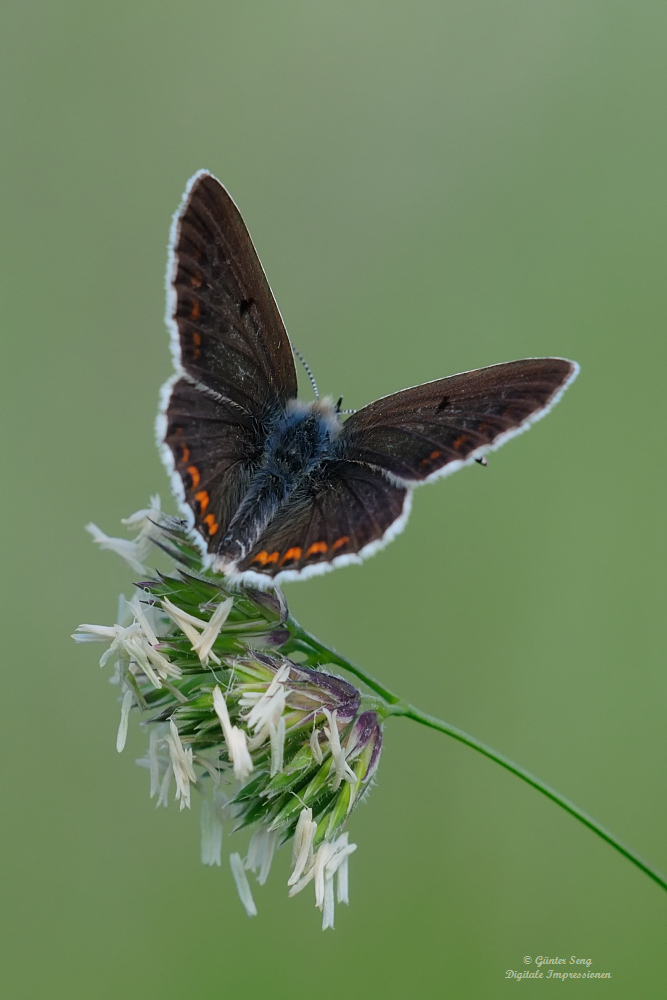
[[284, 396, 343, 437]]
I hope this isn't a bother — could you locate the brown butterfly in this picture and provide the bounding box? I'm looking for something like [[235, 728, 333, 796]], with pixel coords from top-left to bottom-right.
[[157, 171, 578, 586]]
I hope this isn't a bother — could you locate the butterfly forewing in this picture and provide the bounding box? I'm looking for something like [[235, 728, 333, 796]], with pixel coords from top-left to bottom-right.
[[169, 171, 298, 414], [340, 358, 577, 482], [163, 171, 299, 552]]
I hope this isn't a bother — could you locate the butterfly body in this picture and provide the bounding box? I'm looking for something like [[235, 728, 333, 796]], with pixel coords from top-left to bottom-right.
[[216, 398, 342, 567], [158, 170, 579, 587]]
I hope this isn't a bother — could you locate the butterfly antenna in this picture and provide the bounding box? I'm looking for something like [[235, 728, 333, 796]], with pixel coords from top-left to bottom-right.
[[293, 348, 319, 399], [335, 396, 356, 415]]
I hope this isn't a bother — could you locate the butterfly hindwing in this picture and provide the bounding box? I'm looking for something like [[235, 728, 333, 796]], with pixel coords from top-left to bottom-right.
[[163, 377, 265, 546], [168, 171, 298, 415], [340, 358, 577, 482], [236, 461, 409, 579]]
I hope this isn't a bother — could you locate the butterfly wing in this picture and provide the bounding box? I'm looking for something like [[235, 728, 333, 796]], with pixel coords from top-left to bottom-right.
[[160, 377, 266, 545], [166, 170, 297, 411], [229, 461, 409, 582], [159, 171, 298, 550], [224, 357, 578, 583], [339, 358, 578, 482]]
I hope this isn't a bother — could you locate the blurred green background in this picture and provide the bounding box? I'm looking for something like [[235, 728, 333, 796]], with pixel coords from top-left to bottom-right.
[[2, 1, 666, 996]]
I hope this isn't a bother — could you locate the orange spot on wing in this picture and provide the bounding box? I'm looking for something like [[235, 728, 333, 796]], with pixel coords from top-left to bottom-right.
[[331, 536, 350, 552], [452, 435, 469, 451], [420, 449, 442, 466], [203, 513, 219, 536], [192, 331, 202, 359], [281, 547, 302, 565], [195, 490, 209, 514], [190, 300, 200, 320], [181, 444, 190, 463], [264, 551, 280, 565], [305, 541, 328, 558], [190, 272, 202, 288], [187, 465, 200, 489], [252, 551, 269, 566]]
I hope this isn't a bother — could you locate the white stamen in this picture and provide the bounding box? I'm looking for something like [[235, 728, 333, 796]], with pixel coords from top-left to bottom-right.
[[148, 727, 160, 797], [75, 618, 182, 687], [241, 663, 290, 736], [200, 799, 223, 866], [127, 597, 182, 681], [288, 808, 317, 886], [288, 864, 314, 897], [120, 494, 161, 531], [270, 717, 286, 776], [144, 643, 182, 680], [323, 709, 356, 790], [213, 686, 254, 780], [310, 726, 323, 764], [99, 632, 127, 667], [245, 828, 278, 885], [156, 762, 173, 807], [322, 872, 335, 930], [130, 593, 159, 645], [124, 636, 162, 688], [73, 624, 118, 643], [161, 598, 204, 647], [336, 851, 349, 905], [229, 853, 257, 917], [117, 594, 132, 627], [116, 689, 133, 752], [85, 523, 148, 574], [289, 833, 356, 932], [162, 599, 207, 628], [213, 685, 235, 740], [240, 664, 291, 765], [325, 832, 356, 883], [228, 729, 253, 780], [194, 754, 225, 782], [195, 598, 233, 662], [86, 497, 162, 575], [313, 841, 331, 909], [246, 722, 272, 752], [166, 720, 197, 810], [161, 597, 227, 666]]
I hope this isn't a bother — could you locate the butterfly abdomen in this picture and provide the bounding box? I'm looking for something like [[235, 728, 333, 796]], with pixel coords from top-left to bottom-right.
[[215, 403, 341, 567]]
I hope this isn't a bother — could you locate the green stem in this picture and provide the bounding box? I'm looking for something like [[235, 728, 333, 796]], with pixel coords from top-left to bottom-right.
[[287, 619, 667, 895], [285, 620, 400, 704]]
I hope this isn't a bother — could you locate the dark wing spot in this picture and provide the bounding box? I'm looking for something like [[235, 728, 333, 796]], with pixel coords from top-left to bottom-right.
[[436, 395, 450, 411], [239, 298, 255, 316]]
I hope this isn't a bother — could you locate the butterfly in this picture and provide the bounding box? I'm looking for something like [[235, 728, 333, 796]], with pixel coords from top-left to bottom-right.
[[158, 170, 579, 587]]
